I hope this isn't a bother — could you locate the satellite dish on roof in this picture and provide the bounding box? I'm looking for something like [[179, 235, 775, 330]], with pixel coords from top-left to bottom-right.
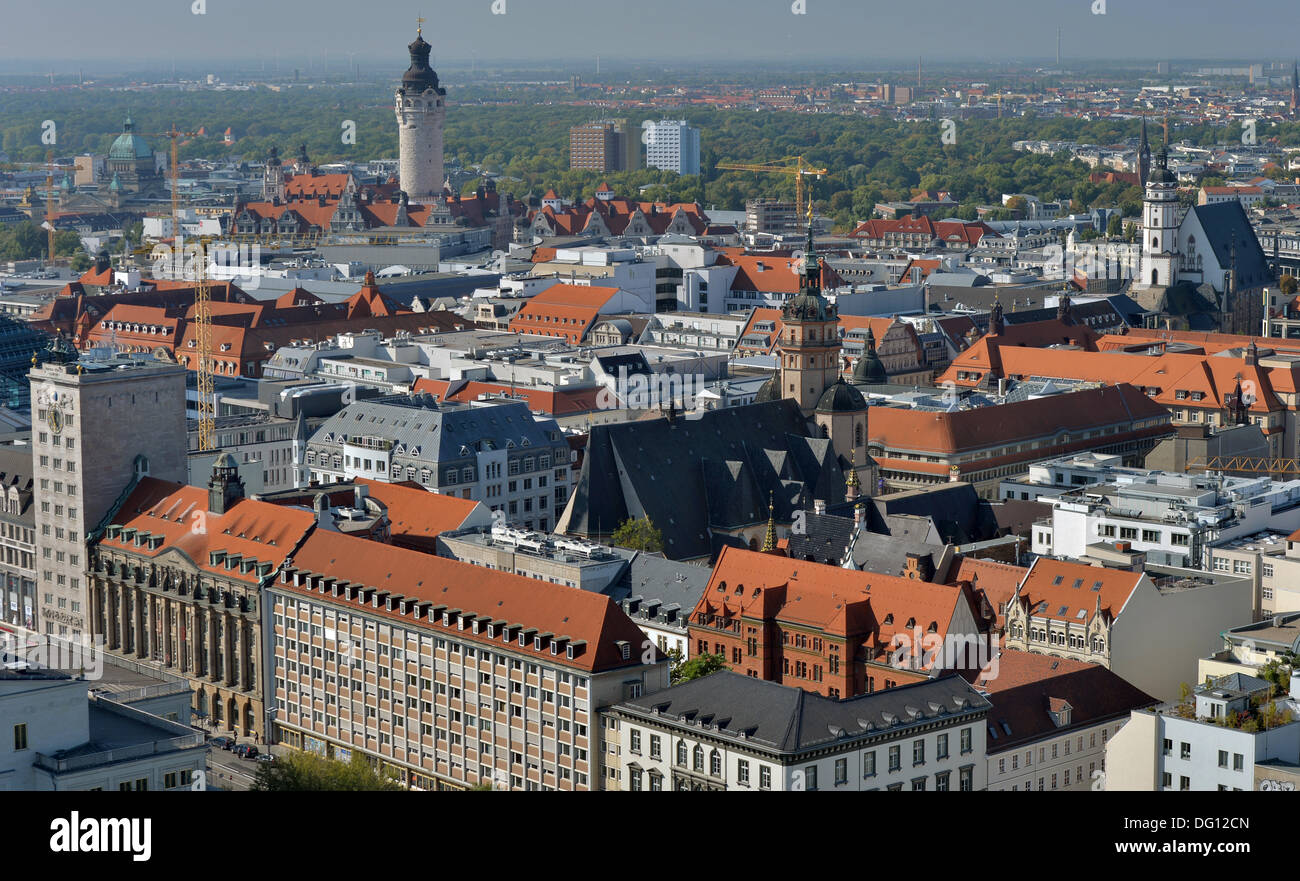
[[791, 250, 805, 263]]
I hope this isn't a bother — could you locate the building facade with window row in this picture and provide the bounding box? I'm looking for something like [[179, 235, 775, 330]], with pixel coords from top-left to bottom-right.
[[268, 529, 668, 791], [602, 671, 990, 791], [304, 396, 571, 534]]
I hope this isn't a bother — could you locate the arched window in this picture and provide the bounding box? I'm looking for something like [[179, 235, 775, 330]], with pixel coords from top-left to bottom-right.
[[676, 741, 687, 766], [1151, 269, 1159, 285], [693, 745, 704, 771], [710, 749, 721, 776], [855, 423, 864, 446]]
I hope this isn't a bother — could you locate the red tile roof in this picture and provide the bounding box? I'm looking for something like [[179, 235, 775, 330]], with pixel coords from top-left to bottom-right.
[[354, 478, 486, 551], [412, 378, 604, 417], [507, 284, 622, 343], [1012, 558, 1143, 627], [975, 649, 1157, 751], [698, 547, 978, 664], [951, 556, 1028, 631], [100, 479, 317, 582], [286, 530, 657, 673], [868, 384, 1172, 462]]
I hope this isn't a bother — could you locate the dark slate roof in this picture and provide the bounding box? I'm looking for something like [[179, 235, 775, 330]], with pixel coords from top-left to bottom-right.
[[0, 446, 35, 522], [815, 378, 868, 413], [563, 400, 845, 560], [614, 671, 991, 756], [871, 483, 1000, 545], [847, 530, 948, 577], [784, 511, 855, 565], [1002, 298, 1126, 329], [779, 508, 951, 575], [593, 352, 652, 378], [607, 552, 712, 631], [1190, 202, 1270, 290]]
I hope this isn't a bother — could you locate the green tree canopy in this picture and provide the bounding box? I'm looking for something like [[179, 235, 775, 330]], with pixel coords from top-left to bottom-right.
[[670, 651, 727, 685], [252, 750, 403, 791], [610, 516, 664, 553]]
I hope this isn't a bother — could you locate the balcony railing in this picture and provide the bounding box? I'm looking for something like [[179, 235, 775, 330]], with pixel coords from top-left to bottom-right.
[[33, 732, 204, 774]]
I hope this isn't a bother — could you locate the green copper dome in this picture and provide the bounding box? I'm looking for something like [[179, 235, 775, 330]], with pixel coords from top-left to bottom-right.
[[108, 116, 153, 161]]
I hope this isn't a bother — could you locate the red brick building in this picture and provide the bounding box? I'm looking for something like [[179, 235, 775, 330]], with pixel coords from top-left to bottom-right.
[[688, 548, 990, 699]]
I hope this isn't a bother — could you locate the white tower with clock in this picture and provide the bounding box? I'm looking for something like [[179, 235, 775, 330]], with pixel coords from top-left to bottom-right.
[[1138, 144, 1180, 289], [395, 22, 447, 203], [28, 350, 187, 642]]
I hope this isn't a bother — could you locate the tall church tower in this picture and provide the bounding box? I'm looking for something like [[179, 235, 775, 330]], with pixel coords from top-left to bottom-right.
[[778, 212, 842, 416], [1137, 116, 1151, 186], [395, 22, 447, 203], [262, 146, 285, 202], [1139, 144, 1179, 289], [1291, 60, 1299, 120]]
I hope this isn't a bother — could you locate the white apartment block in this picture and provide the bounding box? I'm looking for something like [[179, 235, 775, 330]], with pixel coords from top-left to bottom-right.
[[1032, 471, 1300, 570], [1106, 673, 1300, 791], [643, 120, 701, 176], [0, 669, 205, 791]]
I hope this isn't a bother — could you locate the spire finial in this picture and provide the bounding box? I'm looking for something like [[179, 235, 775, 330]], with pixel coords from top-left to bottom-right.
[[761, 491, 778, 553], [417, 15, 425, 36]]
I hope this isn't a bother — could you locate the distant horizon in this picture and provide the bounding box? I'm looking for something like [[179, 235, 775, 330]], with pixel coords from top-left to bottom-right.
[[1, 0, 1298, 70], [2, 56, 1297, 84]]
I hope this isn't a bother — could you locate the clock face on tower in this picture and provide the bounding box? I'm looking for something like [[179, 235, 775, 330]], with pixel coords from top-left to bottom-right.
[[37, 387, 70, 435]]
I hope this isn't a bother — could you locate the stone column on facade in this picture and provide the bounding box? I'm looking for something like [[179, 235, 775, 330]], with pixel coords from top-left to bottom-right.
[[133, 586, 146, 659], [235, 616, 248, 691], [119, 582, 131, 654], [145, 592, 157, 660], [163, 597, 173, 668], [90, 579, 104, 648], [104, 583, 116, 650], [225, 611, 237, 688], [208, 608, 219, 682], [181, 605, 192, 674]]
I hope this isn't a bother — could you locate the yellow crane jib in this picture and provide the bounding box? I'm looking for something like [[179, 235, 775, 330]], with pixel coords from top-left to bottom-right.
[[714, 155, 828, 221]]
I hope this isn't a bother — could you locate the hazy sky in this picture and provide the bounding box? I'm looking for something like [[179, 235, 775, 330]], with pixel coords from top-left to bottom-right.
[[1, 0, 1296, 68]]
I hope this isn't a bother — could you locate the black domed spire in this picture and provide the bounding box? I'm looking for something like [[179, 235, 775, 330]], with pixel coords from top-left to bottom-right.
[[402, 25, 445, 94]]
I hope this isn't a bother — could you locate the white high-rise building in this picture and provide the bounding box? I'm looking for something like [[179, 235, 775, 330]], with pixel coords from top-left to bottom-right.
[[29, 349, 187, 641], [643, 119, 701, 176], [395, 26, 447, 202]]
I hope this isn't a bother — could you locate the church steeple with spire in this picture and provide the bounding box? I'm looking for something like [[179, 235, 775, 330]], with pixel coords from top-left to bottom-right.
[[774, 206, 841, 416], [1138, 115, 1152, 186], [1291, 60, 1299, 120]]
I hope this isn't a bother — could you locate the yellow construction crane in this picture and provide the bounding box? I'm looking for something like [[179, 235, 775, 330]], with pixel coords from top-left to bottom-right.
[[1186, 456, 1300, 476], [193, 260, 216, 451], [715, 155, 828, 220], [139, 125, 214, 449], [141, 126, 200, 235]]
